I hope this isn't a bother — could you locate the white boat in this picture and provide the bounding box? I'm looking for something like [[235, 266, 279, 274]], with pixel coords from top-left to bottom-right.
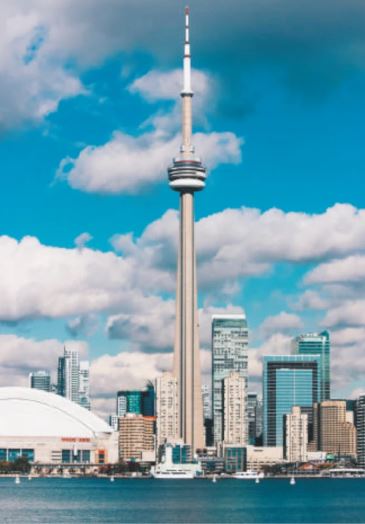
[[151, 445, 202, 479], [110, 476, 115, 482], [15, 475, 21, 485], [233, 470, 264, 480], [28, 475, 32, 481], [255, 477, 260, 484], [290, 476, 296, 485], [212, 474, 217, 483]]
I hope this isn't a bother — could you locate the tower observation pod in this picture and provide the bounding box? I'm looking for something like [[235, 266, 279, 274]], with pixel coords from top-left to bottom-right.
[[167, 6, 206, 451]]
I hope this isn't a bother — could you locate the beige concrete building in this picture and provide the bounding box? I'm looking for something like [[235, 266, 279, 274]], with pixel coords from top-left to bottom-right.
[[284, 406, 308, 463], [167, 7, 205, 451], [118, 414, 155, 461], [156, 372, 179, 446], [223, 372, 247, 446], [247, 446, 284, 471], [312, 400, 357, 457]]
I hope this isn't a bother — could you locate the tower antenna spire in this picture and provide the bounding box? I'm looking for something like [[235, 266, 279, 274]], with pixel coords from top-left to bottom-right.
[[183, 6, 192, 95]]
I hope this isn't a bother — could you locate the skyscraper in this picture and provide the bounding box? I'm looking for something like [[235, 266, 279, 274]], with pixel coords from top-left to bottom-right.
[[79, 361, 90, 410], [312, 400, 357, 458], [29, 370, 51, 392], [117, 390, 142, 417], [201, 384, 211, 420], [57, 347, 80, 404], [155, 372, 179, 447], [283, 406, 308, 462], [142, 382, 155, 417], [357, 395, 365, 468], [247, 393, 261, 445], [223, 372, 247, 445], [292, 331, 330, 401], [212, 314, 248, 445], [263, 355, 320, 446], [168, 7, 206, 450]]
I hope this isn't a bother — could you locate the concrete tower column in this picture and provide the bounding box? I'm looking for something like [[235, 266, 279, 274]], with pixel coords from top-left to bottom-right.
[[168, 7, 206, 451]]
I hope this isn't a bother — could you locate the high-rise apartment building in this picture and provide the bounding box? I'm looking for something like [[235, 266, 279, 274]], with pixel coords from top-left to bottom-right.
[[223, 372, 247, 445], [357, 396, 365, 468], [57, 348, 80, 404], [118, 414, 155, 461], [312, 400, 357, 458], [263, 355, 320, 446], [79, 361, 90, 410], [29, 370, 51, 392], [292, 331, 330, 401], [155, 373, 179, 446], [212, 314, 248, 445], [284, 406, 308, 462]]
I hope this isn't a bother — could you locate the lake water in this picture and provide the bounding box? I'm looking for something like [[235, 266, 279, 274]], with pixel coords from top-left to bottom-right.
[[1, 477, 365, 523]]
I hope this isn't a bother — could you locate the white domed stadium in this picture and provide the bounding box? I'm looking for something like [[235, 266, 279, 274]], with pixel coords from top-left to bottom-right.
[[0, 387, 118, 465]]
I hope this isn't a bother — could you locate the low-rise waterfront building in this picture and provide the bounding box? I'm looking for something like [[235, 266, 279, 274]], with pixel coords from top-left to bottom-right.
[[247, 445, 284, 471]]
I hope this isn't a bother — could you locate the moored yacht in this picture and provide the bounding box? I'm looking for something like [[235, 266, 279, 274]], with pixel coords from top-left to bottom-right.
[[233, 470, 264, 480]]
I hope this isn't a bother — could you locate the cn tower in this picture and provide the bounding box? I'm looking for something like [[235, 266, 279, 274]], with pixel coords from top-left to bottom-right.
[[168, 6, 205, 450]]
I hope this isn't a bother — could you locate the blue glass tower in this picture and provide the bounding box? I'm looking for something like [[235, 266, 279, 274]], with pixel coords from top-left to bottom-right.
[[292, 331, 330, 401], [263, 355, 320, 446]]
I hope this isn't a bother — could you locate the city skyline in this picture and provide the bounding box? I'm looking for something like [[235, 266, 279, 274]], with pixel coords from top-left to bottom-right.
[[0, 1, 365, 419]]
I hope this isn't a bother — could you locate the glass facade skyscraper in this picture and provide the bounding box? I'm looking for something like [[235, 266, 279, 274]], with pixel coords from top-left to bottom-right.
[[212, 314, 248, 445], [29, 370, 51, 392], [263, 355, 320, 446], [117, 390, 142, 416], [292, 331, 330, 401]]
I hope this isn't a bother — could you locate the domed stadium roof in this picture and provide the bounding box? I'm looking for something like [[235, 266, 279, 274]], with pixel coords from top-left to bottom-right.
[[0, 387, 112, 438]]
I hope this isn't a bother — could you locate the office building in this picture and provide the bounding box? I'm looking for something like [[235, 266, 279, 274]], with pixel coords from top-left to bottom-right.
[[117, 390, 142, 416], [29, 370, 51, 392], [292, 331, 330, 400], [357, 396, 365, 468], [284, 406, 308, 462], [57, 348, 80, 404], [118, 414, 155, 461], [263, 355, 320, 446], [212, 314, 248, 445], [79, 361, 90, 410], [223, 372, 247, 445], [168, 7, 206, 450], [142, 382, 155, 416], [155, 373, 179, 446], [312, 400, 357, 458], [247, 393, 264, 445]]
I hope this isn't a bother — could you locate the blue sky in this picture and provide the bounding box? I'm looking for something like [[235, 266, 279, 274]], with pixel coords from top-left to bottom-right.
[[1, 0, 365, 415]]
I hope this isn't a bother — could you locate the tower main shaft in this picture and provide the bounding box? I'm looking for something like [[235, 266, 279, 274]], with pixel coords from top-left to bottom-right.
[[167, 6, 206, 451]]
